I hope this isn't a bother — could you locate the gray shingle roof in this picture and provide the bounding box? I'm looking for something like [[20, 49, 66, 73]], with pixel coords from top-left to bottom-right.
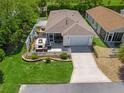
[[46, 9, 95, 36], [63, 24, 94, 35]]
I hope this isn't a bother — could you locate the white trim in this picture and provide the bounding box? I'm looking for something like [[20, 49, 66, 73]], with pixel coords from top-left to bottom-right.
[[64, 35, 93, 37]]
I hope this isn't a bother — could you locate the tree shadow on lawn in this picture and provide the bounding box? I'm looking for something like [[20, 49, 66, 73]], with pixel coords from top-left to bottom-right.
[[0, 70, 4, 84], [119, 65, 124, 82], [6, 43, 24, 57]]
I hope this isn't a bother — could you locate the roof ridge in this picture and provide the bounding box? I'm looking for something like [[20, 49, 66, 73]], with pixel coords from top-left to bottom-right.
[[62, 23, 95, 35], [62, 23, 76, 35], [75, 23, 95, 35], [46, 16, 75, 32]]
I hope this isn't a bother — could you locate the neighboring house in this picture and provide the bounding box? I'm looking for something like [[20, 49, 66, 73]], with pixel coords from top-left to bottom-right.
[[46, 10, 95, 46], [86, 6, 124, 44]]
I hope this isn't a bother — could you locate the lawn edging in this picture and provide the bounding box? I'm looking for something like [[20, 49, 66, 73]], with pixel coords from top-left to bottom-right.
[[22, 54, 72, 62]]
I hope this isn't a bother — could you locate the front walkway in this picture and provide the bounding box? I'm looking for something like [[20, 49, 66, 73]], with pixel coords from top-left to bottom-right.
[[70, 47, 111, 83]]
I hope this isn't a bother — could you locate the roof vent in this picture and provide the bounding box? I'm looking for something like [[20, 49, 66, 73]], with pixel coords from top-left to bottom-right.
[[66, 20, 68, 25]]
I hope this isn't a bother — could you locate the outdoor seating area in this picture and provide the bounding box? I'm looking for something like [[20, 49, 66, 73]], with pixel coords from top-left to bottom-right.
[[35, 38, 47, 52]]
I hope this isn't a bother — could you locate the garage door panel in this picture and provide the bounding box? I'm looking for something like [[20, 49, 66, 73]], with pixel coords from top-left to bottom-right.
[[70, 36, 89, 46]]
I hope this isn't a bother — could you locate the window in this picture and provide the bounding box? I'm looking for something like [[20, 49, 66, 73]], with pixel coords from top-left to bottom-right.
[[95, 23, 98, 30], [99, 28, 106, 40], [112, 33, 124, 41], [92, 19, 94, 24]]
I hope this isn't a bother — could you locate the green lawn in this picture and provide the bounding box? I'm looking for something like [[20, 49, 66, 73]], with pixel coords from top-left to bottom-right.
[[0, 46, 73, 93], [47, 0, 124, 6], [103, 0, 124, 6], [93, 37, 107, 47]]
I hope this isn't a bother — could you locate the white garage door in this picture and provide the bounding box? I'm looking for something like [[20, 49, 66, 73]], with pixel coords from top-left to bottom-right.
[[63, 36, 92, 46], [70, 36, 90, 46]]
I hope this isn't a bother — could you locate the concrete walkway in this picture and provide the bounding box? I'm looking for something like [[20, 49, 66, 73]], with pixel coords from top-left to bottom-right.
[[70, 47, 111, 83]]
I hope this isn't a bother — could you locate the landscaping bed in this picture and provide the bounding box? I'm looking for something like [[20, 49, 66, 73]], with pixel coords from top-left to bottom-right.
[[22, 54, 72, 62], [93, 46, 124, 82], [22, 52, 72, 62]]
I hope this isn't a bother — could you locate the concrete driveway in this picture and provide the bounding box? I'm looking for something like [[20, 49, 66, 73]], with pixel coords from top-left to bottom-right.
[[70, 47, 111, 83]]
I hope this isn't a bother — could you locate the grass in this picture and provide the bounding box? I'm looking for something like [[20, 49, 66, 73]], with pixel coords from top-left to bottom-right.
[[103, 0, 124, 6], [0, 46, 73, 93], [47, 0, 124, 6], [93, 37, 107, 47]]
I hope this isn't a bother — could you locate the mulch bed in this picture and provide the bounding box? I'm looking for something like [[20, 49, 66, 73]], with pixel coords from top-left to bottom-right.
[[22, 54, 72, 62], [93, 46, 124, 82]]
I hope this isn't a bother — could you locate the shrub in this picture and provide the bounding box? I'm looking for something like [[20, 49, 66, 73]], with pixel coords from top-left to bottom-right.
[[0, 49, 5, 62], [45, 57, 51, 63], [60, 52, 68, 60], [118, 43, 124, 63], [31, 53, 38, 59]]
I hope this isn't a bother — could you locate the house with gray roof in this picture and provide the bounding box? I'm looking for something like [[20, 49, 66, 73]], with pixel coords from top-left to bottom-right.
[[26, 9, 95, 52], [46, 9, 95, 46], [86, 6, 124, 45]]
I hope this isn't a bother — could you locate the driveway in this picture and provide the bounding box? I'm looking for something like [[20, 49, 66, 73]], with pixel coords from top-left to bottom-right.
[[70, 47, 111, 83]]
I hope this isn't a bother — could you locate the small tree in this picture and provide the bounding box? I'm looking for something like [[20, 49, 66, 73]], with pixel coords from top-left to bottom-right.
[[38, 0, 47, 16], [0, 49, 5, 62], [118, 43, 124, 63]]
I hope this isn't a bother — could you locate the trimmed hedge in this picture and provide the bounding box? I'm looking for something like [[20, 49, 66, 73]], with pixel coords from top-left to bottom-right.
[[105, 5, 124, 12], [47, 3, 89, 14], [60, 52, 68, 60], [31, 53, 38, 59], [47, 4, 124, 16]]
